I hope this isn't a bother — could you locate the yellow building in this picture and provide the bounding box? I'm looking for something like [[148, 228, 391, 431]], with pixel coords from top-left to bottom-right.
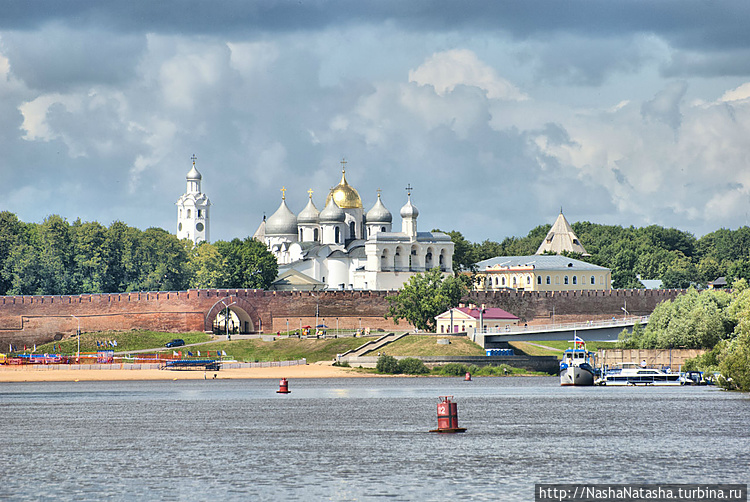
[[472, 255, 611, 292]]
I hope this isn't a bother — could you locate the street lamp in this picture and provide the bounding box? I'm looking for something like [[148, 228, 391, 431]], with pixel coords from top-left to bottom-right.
[[71, 315, 80, 363], [220, 300, 236, 340]]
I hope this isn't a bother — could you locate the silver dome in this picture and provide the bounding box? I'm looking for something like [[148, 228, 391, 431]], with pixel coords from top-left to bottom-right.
[[266, 199, 298, 235], [400, 195, 419, 219], [297, 196, 320, 224], [319, 197, 346, 223], [366, 194, 392, 223]]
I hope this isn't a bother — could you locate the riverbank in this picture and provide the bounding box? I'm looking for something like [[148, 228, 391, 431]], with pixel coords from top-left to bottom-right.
[[0, 363, 372, 382]]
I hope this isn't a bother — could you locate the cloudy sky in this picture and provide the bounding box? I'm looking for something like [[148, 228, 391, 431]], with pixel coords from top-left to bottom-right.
[[2, 1, 750, 244]]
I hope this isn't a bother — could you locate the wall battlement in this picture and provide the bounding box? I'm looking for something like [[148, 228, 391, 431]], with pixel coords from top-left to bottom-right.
[[0, 288, 684, 348]]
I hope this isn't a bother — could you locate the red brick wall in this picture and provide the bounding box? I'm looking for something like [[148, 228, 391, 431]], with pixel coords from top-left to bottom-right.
[[0, 288, 685, 348]]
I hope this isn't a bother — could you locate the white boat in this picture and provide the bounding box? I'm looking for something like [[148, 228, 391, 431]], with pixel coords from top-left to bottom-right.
[[559, 336, 596, 386], [596, 362, 681, 386]]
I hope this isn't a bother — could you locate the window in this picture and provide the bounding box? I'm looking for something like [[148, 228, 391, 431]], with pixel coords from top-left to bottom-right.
[[187, 209, 191, 218], [314, 228, 319, 241], [299, 229, 303, 240], [546, 276, 551, 285], [572, 276, 577, 285], [198, 209, 202, 217], [527, 276, 531, 285], [501, 277, 506, 286], [381, 226, 386, 232], [537, 276, 542, 285], [335, 227, 340, 243], [564, 276, 569, 285], [349, 221, 356, 238], [591, 276, 595, 285]]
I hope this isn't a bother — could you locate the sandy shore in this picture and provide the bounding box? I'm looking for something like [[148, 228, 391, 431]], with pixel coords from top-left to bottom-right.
[[0, 363, 373, 382]]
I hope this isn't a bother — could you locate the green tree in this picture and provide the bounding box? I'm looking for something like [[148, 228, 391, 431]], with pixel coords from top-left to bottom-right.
[[215, 237, 278, 289], [188, 242, 228, 288], [384, 268, 468, 331]]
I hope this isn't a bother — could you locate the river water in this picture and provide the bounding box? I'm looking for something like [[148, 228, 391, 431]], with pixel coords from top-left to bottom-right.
[[1, 377, 748, 501]]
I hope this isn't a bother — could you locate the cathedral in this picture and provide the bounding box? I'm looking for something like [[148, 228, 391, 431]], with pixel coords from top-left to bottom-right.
[[253, 160, 455, 291]]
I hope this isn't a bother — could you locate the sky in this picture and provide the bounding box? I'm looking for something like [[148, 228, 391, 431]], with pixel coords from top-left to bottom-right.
[[3, 1, 750, 244]]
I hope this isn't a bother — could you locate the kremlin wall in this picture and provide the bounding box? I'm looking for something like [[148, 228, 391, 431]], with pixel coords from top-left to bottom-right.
[[0, 288, 684, 348]]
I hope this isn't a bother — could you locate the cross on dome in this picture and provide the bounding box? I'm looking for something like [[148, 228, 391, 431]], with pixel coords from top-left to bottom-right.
[[307, 188, 314, 199], [281, 186, 287, 200], [191, 154, 197, 165], [405, 184, 413, 197], [340, 157, 347, 173]]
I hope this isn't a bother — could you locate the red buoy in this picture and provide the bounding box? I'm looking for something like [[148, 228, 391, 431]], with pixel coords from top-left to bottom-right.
[[277, 377, 291, 394], [429, 396, 466, 433], [464, 372, 472, 381]]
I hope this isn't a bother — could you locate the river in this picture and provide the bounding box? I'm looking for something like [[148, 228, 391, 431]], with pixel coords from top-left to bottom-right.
[[1, 377, 748, 501]]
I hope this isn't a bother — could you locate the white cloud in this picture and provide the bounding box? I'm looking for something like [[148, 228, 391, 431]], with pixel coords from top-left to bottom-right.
[[408, 49, 527, 101], [719, 82, 750, 102]]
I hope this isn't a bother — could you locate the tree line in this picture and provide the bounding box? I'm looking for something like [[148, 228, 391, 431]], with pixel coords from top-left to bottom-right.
[[619, 282, 750, 391], [0, 212, 277, 295], [444, 222, 750, 289]]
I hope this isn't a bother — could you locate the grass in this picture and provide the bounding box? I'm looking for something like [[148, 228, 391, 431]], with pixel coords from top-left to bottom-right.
[[364, 335, 486, 357], [32, 330, 212, 354], [202, 337, 374, 363], [25, 330, 608, 366], [27, 330, 376, 364]]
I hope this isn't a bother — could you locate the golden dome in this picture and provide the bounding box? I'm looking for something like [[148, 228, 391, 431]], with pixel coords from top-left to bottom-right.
[[325, 163, 362, 209]]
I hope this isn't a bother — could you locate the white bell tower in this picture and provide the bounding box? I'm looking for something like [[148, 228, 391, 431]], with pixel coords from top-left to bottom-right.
[[176, 154, 211, 244]]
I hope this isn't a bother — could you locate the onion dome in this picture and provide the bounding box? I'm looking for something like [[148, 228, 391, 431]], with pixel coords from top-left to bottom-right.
[[325, 160, 362, 209], [400, 193, 419, 219], [266, 190, 298, 235], [319, 197, 346, 223], [366, 192, 392, 223], [297, 191, 320, 224], [187, 165, 202, 180]]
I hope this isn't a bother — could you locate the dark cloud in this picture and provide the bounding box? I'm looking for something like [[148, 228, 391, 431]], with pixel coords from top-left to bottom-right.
[[3, 27, 146, 91]]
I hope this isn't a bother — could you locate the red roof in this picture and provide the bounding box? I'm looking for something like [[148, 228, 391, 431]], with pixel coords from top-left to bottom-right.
[[454, 306, 518, 320]]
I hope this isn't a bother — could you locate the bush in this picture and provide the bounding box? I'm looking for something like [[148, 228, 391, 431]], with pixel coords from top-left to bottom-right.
[[397, 358, 428, 375], [376, 354, 400, 374], [437, 363, 469, 376]]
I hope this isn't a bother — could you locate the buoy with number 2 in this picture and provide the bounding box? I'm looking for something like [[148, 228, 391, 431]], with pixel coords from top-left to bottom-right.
[[429, 396, 466, 433]]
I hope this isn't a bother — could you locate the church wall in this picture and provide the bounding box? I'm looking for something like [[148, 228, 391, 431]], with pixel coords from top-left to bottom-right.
[[0, 288, 685, 348]]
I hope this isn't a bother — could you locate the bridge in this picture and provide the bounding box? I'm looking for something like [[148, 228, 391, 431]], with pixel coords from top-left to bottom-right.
[[471, 316, 649, 348]]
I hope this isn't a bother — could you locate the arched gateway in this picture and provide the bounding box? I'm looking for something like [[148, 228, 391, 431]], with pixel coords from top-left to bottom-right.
[[204, 295, 261, 334]]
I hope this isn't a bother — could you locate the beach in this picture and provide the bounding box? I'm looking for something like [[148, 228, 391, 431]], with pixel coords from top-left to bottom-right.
[[0, 362, 370, 382]]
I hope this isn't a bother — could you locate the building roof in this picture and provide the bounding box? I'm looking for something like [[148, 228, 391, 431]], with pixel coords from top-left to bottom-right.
[[475, 254, 609, 272], [535, 210, 589, 256], [269, 269, 325, 291], [437, 306, 518, 321]]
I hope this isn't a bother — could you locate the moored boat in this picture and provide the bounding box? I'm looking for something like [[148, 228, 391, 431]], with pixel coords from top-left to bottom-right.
[[596, 362, 681, 386], [559, 336, 596, 386]]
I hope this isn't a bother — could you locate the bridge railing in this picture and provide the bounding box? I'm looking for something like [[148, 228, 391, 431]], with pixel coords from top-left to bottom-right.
[[480, 316, 649, 335]]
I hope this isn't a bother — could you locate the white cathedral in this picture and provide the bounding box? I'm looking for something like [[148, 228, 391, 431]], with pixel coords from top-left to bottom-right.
[[176, 155, 211, 245], [253, 160, 455, 291]]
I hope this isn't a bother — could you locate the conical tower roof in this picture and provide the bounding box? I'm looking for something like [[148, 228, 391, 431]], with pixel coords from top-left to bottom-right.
[[535, 210, 589, 256]]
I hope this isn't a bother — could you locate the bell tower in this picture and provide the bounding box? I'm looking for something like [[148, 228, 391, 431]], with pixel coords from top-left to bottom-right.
[[176, 154, 211, 244]]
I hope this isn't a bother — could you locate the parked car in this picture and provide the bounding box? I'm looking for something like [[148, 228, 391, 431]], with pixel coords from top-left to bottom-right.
[[165, 339, 185, 348]]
